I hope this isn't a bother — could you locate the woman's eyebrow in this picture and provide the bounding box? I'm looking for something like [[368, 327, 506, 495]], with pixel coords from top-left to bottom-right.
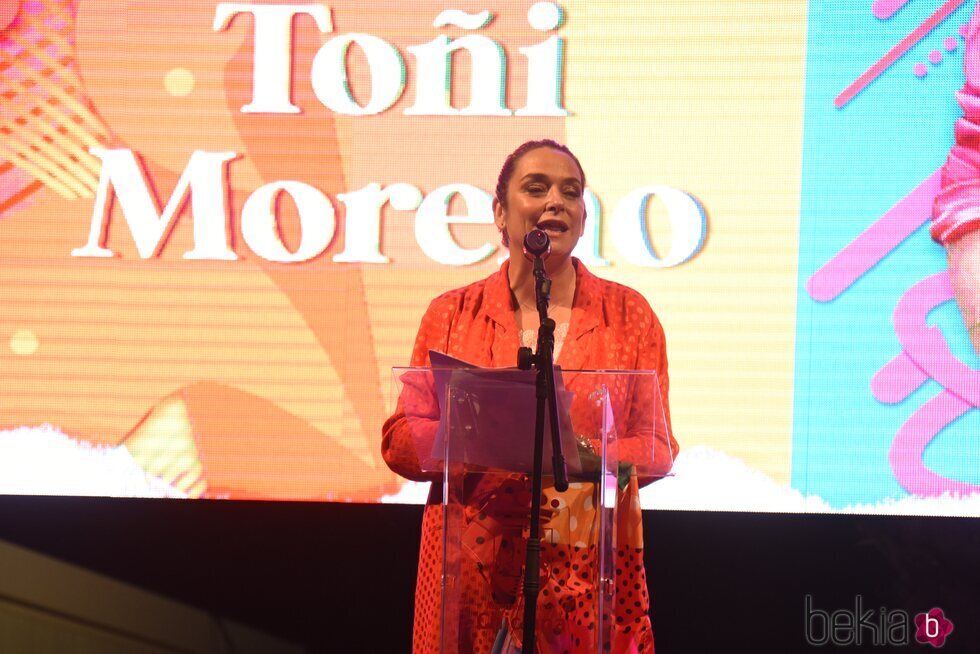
[[519, 172, 581, 185]]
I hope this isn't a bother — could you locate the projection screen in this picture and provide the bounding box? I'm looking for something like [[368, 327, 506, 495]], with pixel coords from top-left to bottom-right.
[[1, 0, 978, 515]]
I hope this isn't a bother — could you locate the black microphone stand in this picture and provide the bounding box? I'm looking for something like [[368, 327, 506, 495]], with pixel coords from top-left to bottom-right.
[[516, 254, 569, 653]]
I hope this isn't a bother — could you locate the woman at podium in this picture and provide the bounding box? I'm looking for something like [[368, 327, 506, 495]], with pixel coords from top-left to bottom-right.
[[383, 140, 678, 653]]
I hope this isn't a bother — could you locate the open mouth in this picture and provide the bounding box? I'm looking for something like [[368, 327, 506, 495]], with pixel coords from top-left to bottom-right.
[[536, 219, 568, 235]]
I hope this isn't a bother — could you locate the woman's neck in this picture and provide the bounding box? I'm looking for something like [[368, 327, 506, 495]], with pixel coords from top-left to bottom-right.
[[507, 256, 577, 311]]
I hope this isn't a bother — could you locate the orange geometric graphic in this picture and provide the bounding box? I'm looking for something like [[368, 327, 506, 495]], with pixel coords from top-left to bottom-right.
[[0, 0, 111, 199]]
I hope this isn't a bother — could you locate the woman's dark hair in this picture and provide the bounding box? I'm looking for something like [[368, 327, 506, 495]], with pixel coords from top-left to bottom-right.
[[494, 139, 586, 208]]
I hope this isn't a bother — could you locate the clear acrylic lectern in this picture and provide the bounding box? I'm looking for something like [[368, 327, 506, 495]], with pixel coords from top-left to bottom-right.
[[390, 365, 672, 654]]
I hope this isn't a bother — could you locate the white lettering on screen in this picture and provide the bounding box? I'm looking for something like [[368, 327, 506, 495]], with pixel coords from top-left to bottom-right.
[[74, 150, 706, 267], [213, 3, 567, 116]]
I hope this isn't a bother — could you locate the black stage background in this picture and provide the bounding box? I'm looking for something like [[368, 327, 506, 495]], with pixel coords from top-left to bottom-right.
[[0, 497, 977, 653]]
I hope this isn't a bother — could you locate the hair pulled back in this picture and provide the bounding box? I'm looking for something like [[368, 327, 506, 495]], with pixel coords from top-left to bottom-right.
[[494, 139, 586, 208]]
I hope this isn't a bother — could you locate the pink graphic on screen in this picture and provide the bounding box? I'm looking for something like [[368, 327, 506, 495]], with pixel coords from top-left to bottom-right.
[[807, 174, 980, 498], [837, 0, 965, 104], [808, 177, 979, 496], [809, 1, 980, 497], [871, 274, 980, 495], [874, 0, 913, 20], [807, 171, 942, 303]]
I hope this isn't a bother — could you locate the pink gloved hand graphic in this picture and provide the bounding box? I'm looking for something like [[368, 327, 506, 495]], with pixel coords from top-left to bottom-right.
[[933, 1, 980, 354]]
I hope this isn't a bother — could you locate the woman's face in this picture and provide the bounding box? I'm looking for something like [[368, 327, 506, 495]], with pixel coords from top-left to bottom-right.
[[494, 147, 587, 266]]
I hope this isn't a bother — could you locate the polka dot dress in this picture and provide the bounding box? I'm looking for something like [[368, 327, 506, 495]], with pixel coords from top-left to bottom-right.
[[382, 260, 677, 654]]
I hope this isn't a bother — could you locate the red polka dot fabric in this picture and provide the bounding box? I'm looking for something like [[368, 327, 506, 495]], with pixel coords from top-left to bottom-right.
[[382, 259, 677, 653]]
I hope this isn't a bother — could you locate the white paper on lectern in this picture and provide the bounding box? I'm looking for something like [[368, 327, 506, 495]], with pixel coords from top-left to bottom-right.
[[428, 350, 583, 475]]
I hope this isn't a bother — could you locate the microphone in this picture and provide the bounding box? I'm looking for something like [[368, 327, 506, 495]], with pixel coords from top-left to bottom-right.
[[522, 229, 551, 261]]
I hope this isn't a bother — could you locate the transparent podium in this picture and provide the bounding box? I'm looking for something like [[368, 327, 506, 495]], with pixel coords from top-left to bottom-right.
[[391, 366, 673, 654]]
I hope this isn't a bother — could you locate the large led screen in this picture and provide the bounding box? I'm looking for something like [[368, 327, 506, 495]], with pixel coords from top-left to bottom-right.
[[1, 0, 978, 514]]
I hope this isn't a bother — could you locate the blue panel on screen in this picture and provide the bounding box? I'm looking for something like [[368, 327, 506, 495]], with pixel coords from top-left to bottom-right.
[[795, 0, 979, 508]]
